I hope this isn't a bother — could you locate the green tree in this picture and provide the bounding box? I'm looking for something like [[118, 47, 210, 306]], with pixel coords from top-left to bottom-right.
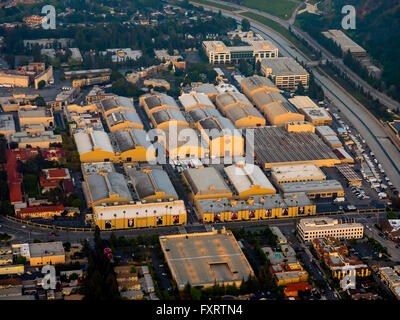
[[37, 80, 46, 90], [241, 18, 250, 32]]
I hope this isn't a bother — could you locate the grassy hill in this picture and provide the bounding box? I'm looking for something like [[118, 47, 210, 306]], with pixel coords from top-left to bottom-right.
[[297, 0, 400, 102]]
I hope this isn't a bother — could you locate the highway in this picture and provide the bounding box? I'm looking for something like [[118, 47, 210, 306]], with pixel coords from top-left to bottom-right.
[[196, 4, 400, 192], [193, 0, 400, 111]]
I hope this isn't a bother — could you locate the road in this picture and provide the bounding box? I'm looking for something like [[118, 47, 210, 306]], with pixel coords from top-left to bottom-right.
[[194, 0, 400, 111], [0, 212, 380, 244], [196, 3, 400, 192]]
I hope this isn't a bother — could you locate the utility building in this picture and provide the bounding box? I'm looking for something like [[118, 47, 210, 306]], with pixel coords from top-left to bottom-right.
[[224, 163, 276, 199]]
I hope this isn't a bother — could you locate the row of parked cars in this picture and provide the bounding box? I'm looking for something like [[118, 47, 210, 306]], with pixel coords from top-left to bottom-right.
[[349, 185, 370, 200]]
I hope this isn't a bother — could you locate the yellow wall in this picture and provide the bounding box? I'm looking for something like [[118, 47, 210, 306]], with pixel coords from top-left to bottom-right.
[[34, 66, 53, 90], [261, 158, 341, 170], [275, 272, 309, 286], [167, 145, 209, 160], [95, 213, 187, 230], [232, 116, 266, 129], [199, 204, 316, 223], [117, 147, 156, 162], [30, 255, 65, 267], [0, 74, 29, 87], [206, 135, 244, 158], [237, 186, 276, 200], [106, 119, 144, 132], [80, 147, 156, 163], [79, 149, 115, 163]]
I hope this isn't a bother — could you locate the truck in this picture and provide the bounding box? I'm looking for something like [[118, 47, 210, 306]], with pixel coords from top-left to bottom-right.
[[334, 197, 345, 203]]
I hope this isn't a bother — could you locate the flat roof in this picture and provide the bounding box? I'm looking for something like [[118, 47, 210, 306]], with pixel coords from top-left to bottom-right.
[[298, 217, 363, 232], [288, 96, 320, 110], [160, 229, 254, 288], [261, 57, 308, 76], [271, 164, 326, 181], [316, 126, 337, 136], [302, 108, 332, 120], [29, 241, 65, 258], [322, 30, 366, 54], [279, 179, 344, 194], [251, 126, 338, 166], [81, 162, 116, 176]]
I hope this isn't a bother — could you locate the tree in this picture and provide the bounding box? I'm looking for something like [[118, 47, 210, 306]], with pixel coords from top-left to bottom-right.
[[71, 199, 83, 208], [241, 18, 250, 32], [16, 256, 27, 264], [37, 80, 46, 90], [295, 82, 305, 95]]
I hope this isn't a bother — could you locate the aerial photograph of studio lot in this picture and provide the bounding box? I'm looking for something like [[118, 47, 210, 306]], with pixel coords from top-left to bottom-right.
[[0, 0, 399, 302]]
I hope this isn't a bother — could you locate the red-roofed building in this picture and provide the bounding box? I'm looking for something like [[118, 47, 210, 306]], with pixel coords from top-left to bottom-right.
[[16, 205, 65, 219], [40, 168, 73, 193], [284, 282, 312, 297], [5, 148, 66, 205]]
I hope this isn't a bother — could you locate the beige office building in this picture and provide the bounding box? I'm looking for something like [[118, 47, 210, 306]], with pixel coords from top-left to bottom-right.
[[202, 40, 278, 65], [261, 58, 309, 90], [297, 217, 364, 242]]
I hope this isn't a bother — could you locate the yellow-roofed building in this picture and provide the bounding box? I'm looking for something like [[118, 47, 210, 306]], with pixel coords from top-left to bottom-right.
[[196, 116, 244, 158]]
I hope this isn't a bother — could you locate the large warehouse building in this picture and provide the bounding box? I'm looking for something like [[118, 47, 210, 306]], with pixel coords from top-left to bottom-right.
[[196, 193, 316, 223], [111, 128, 156, 162], [251, 126, 340, 169], [150, 107, 188, 129], [126, 168, 178, 202], [196, 116, 244, 158], [93, 200, 187, 229], [182, 167, 232, 200], [160, 228, 254, 289], [278, 180, 345, 199], [222, 103, 266, 128], [105, 109, 144, 132], [270, 164, 327, 184], [156, 125, 210, 160], [140, 92, 180, 117], [240, 75, 280, 98], [179, 92, 216, 111], [82, 172, 133, 207], [224, 163, 276, 199], [74, 129, 115, 162]]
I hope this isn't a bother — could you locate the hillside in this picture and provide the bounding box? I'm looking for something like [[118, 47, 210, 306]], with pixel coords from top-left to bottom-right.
[[297, 0, 400, 101]]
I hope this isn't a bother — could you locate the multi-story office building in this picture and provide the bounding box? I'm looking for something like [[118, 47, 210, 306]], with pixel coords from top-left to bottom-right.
[[297, 217, 364, 242], [202, 40, 278, 64], [261, 57, 309, 90]]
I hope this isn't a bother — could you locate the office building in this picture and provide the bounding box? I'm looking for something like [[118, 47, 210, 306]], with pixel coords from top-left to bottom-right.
[[297, 217, 364, 242], [261, 58, 309, 90], [202, 40, 278, 64]]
